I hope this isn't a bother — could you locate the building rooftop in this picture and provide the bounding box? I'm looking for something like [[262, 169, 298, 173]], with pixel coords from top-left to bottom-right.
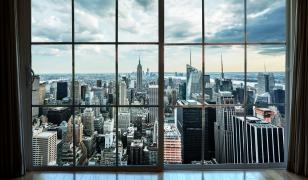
[[33, 131, 57, 139]]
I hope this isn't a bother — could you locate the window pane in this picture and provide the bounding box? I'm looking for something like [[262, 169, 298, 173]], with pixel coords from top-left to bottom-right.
[[165, 0, 202, 43], [247, 0, 286, 42], [118, 107, 158, 166], [247, 45, 286, 105], [118, 45, 158, 105], [204, 0, 244, 42], [75, 0, 115, 42], [75, 106, 116, 166], [119, 0, 158, 42], [32, 45, 72, 105], [32, 107, 73, 166], [165, 46, 202, 103], [205, 45, 245, 105], [75, 45, 116, 105], [32, 0, 71, 42]]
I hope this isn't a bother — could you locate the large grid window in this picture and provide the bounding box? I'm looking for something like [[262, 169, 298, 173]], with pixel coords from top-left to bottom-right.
[[31, 0, 286, 168]]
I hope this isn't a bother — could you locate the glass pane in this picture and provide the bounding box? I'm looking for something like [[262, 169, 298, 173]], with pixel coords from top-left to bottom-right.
[[32, 107, 73, 166], [247, 0, 286, 42], [165, 46, 202, 103], [119, 0, 158, 42], [32, 0, 71, 42], [75, 0, 115, 42], [165, 0, 202, 43], [205, 45, 244, 105], [247, 45, 286, 105], [204, 0, 244, 42], [75, 106, 116, 166], [118, 45, 158, 105], [32, 45, 72, 105], [75, 45, 115, 106], [118, 107, 158, 166]]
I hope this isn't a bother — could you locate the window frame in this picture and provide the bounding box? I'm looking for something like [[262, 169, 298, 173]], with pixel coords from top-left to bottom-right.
[[27, 0, 290, 171]]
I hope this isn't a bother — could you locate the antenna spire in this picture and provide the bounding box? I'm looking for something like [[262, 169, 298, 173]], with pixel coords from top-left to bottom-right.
[[221, 52, 224, 79], [139, 55, 141, 64], [264, 62, 267, 73], [190, 48, 192, 66]]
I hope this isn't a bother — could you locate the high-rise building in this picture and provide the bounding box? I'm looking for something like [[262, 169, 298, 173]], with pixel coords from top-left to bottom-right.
[[257, 72, 275, 94], [32, 131, 57, 166], [118, 112, 130, 132], [94, 114, 104, 134], [97, 80, 102, 87], [148, 85, 158, 122], [129, 139, 144, 165], [179, 82, 186, 100], [232, 116, 284, 163], [81, 85, 87, 101], [164, 125, 182, 164], [39, 82, 46, 105], [143, 144, 158, 165], [186, 65, 202, 99], [72, 81, 81, 105], [214, 91, 235, 163], [272, 89, 285, 115], [32, 75, 40, 117], [137, 57, 143, 91], [82, 108, 95, 136], [57, 81, 68, 100], [175, 100, 216, 163], [119, 80, 128, 112]]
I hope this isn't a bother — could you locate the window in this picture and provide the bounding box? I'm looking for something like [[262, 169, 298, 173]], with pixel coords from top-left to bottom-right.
[[31, 0, 286, 168]]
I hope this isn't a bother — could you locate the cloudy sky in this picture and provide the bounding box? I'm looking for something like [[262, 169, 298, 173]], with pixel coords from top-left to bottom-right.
[[31, 0, 285, 74]]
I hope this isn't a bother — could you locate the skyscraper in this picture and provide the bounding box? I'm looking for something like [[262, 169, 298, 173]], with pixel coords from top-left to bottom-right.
[[164, 125, 182, 164], [137, 57, 143, 91], [148, 85, 158, 122], [119, 80, 128, 112], [82, 108, 95, 137], [129, 139, 144, 165], [232, 116, 284, 163], [57, 81, 68, 100], [72, 81, 81, 105], [257, 72, 275, 94], [175, 100, 216, 163], [214, 91, 235, 163], [186, 65, 202, 99], [32, 131, 57, 166]]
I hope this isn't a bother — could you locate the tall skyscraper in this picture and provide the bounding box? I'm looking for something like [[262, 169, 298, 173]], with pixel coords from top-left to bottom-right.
[[32, 131, 57, 166], [82, 108, 95, 137], [232, 116, 284, 163], [57, 81, 68, 100], [119, 80, 127, 106], [72, 81, 81, 105], [186, 65, 202, 99], [257, 72, 275, 94], [118, 112, 131, 132], [81, 85, 87, 101], [148, 85, 158, 122], [175, 100, 216, 163], [214, 91, 235, 163], [137, 57, 143, 91], [164, 125, 182, 164]]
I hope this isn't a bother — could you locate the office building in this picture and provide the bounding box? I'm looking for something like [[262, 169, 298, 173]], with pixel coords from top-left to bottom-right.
[[32, 131, 57, 166]]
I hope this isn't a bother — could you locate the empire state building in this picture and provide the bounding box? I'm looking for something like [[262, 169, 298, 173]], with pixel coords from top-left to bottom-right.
[[137, 57, 143, 91]]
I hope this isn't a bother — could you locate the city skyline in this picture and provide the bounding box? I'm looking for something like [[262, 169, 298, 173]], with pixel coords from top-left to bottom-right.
[[32, 45, 285, 74]]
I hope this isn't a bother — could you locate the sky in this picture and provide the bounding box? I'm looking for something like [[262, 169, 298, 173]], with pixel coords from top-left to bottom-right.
[[31, 0, 286, 74]]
